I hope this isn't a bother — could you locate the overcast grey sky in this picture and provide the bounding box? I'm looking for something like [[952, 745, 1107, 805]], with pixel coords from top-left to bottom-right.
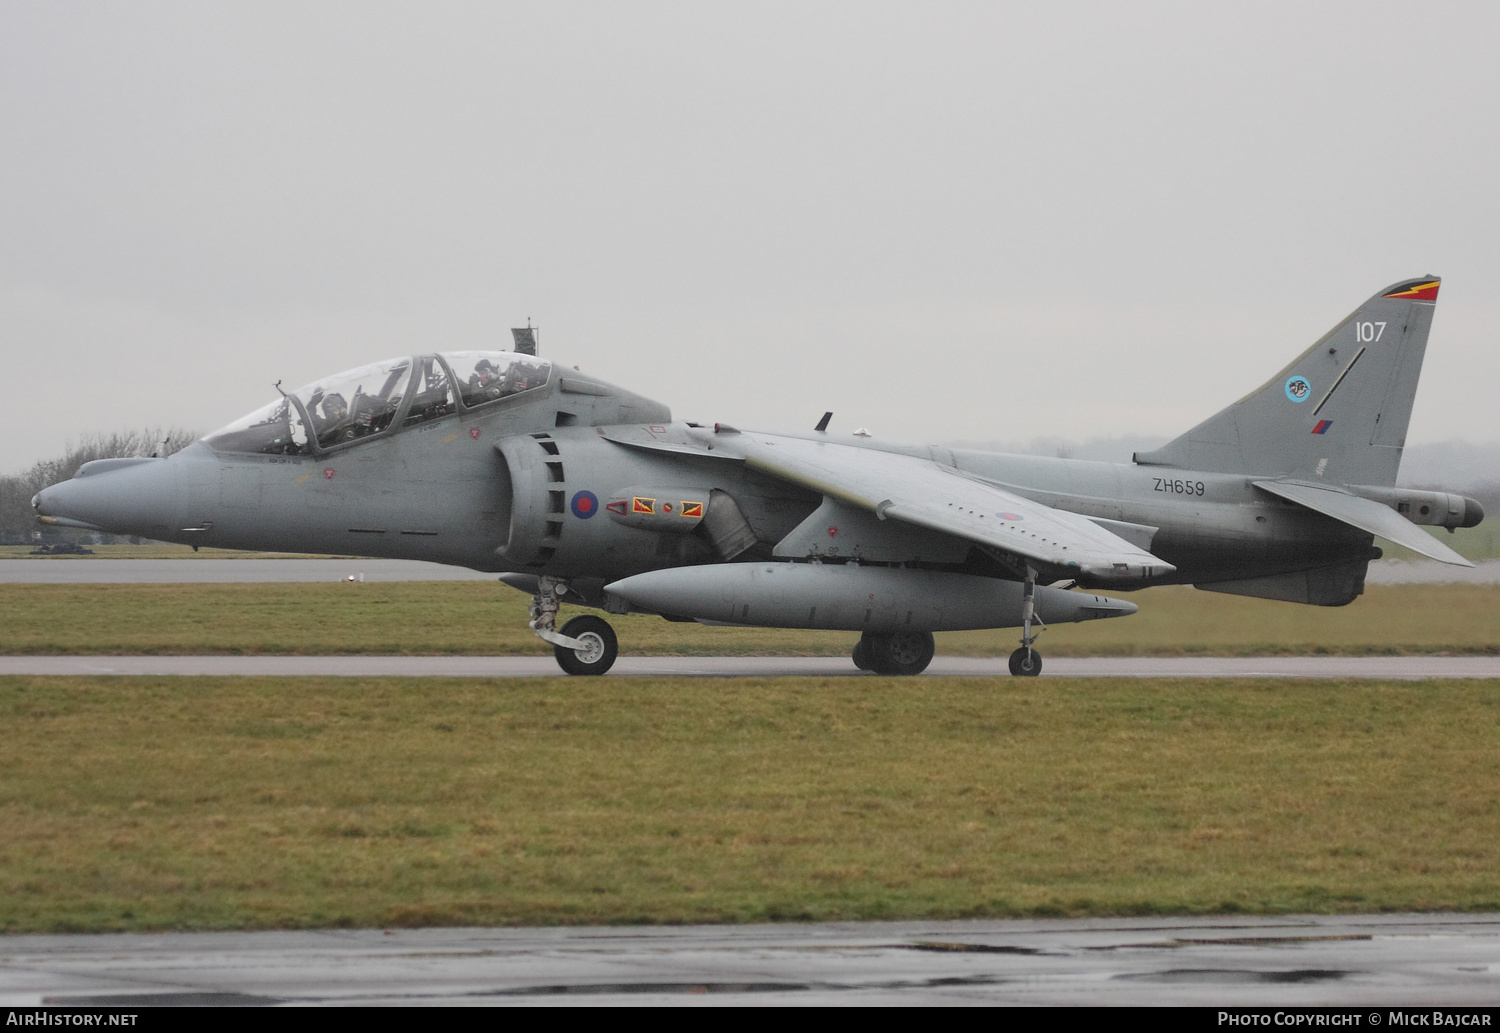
[[3, 1, 1498, 473]]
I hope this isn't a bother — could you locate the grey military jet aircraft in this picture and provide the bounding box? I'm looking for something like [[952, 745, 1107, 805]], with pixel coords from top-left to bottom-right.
[[34, 277, 1481, 676]]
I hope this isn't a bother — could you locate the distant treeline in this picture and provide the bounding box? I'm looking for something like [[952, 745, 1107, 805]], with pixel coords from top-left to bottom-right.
[[0, 430, 197, 544]]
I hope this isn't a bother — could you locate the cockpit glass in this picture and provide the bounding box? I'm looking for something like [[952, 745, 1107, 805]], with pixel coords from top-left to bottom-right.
[[204, 357, 414, 455], [204, 396, 311, 456], [403, 355, 458, 428], [296, 358, 413, 449], [204, 352, 549, 456], [449, 351, 552, 408]]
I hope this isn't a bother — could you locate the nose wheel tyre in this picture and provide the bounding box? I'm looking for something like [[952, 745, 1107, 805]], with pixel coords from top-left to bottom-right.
[[1008, 647, 1042, 677], [862, 630, 936, 676], [851, 639, 874, 671], [554, 615, 619, 676]]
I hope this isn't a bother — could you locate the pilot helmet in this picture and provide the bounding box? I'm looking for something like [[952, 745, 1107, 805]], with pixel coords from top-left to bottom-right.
[[322, 392, 347, 414]]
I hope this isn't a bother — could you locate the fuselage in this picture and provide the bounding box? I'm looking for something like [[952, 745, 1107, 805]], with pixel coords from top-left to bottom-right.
[[35, 353, 1386, 602]]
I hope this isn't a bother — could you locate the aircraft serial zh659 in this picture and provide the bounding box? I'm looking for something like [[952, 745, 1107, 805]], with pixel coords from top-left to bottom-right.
[[35, 277, 1482, 676]]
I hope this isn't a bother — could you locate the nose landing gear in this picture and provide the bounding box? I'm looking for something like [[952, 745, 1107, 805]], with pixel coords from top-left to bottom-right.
[[530, 575, 619, 675], [553, 615, 618, 676]]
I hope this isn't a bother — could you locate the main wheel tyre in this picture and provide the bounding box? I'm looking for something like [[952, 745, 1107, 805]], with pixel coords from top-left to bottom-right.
[[866, 630, 936, 676], [852, 639, 874, 672], [1008, 647, 1042, 677], [554, 615, 619, 676]]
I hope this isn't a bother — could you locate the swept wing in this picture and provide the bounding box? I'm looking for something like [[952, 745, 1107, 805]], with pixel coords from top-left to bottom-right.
[[610, 429, 1175, 582]]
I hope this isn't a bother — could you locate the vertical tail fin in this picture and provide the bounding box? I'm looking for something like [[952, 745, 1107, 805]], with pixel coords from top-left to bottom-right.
[[1133, 277, 1441, 486]]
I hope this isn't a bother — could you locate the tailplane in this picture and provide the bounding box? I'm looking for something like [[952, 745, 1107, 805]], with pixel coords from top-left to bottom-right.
[[1134, 277, 1441, 487]]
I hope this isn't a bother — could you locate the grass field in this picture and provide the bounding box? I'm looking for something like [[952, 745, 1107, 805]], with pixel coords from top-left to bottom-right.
[[2, 674, 1497, 933], [1, 581, 1496, 656]]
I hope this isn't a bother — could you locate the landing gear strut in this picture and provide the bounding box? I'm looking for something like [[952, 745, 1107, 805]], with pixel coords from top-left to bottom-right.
[[853, 630, 935, 676], [530, 575, 619, 676], [1008, 567, 1044, 677]]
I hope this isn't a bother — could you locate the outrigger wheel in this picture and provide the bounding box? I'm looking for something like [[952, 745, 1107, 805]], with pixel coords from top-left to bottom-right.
[[1008, 646, 1042, 677], [856, 630, 936, 676], [1008, 567, 1044, 676], [553, 615, 619, 676]]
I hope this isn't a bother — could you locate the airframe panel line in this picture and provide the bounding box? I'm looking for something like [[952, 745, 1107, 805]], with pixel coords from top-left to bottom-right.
[[1, 656, 1498, 678], [0, 558, 496, 584]]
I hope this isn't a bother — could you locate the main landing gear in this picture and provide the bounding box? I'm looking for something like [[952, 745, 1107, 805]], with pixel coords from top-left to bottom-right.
[[852, 630, 936, 676], [1007, 567, 1044, 677], [530, 575, 619, 675]]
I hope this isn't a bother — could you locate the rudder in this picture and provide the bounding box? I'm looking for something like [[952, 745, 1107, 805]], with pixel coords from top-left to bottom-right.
[[1134, 277, 1441, 486]]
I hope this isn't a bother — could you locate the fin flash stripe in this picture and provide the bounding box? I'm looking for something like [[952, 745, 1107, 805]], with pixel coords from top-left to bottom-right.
[[1384, 280, 1440, 301]]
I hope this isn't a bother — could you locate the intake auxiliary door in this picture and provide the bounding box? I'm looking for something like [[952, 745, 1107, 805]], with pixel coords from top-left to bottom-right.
[[494, 434, 566, 568]]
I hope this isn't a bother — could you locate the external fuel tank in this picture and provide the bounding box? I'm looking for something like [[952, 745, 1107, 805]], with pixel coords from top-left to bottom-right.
[[605, 562, 1137, 632]]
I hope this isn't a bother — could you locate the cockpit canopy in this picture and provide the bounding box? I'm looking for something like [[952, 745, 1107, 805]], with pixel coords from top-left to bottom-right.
[[205, 352, 553, 456]]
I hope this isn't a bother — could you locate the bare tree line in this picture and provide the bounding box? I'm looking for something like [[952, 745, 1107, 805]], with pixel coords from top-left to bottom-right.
[[0, 429, 198, 543]]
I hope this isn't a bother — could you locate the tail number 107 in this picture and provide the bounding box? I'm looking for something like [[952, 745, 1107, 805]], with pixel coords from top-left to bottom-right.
[[1355, 321, 1387, 342]]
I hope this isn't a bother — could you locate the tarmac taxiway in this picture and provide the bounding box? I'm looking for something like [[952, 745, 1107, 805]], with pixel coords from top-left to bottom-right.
[[2, 655, 1498, 678], [3, 913, 1498, 1006]]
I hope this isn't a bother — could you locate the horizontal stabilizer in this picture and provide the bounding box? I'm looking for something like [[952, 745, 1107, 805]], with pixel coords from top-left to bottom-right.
[[1253, 480, 1473, 567]]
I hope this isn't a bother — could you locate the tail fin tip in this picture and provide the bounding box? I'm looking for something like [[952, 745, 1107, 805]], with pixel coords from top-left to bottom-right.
[[1133, 275, 1442, 486], [1382, 277, 1441, 301]]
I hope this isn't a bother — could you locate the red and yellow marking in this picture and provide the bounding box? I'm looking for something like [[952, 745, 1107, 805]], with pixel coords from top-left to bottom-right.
[[1384, 280, 1440, 301], [632, 497, 655, 515], [680, 501, 703, 518]]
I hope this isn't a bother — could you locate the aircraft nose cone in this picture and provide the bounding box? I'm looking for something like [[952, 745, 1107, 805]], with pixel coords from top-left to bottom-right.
[[32, 478, 107, 531], [32, 458, 186, 537]]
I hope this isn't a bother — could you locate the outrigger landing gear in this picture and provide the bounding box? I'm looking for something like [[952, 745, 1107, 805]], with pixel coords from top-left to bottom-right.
[[530, 575, 619, 676], [853, 630, 936, 676], [1008, 568, 1045, 677]]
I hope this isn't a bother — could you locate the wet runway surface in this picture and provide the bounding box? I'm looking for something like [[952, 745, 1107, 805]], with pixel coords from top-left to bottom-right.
[[3, 557, 1497, 584], [3, 914, 1497, 1006], [4, 655, 1498, 678]]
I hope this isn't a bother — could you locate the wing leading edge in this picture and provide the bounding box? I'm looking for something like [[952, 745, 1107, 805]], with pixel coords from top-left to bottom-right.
[[725, 434, 1174, 581]]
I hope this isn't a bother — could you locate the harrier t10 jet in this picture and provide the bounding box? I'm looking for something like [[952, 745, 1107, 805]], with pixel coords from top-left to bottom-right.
[[35, 277, 1481, 676]]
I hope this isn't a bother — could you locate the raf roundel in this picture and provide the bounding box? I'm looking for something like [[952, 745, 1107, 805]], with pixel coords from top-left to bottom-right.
[[570, 490, 599, 519], [1285, 376, 1312, 403]]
